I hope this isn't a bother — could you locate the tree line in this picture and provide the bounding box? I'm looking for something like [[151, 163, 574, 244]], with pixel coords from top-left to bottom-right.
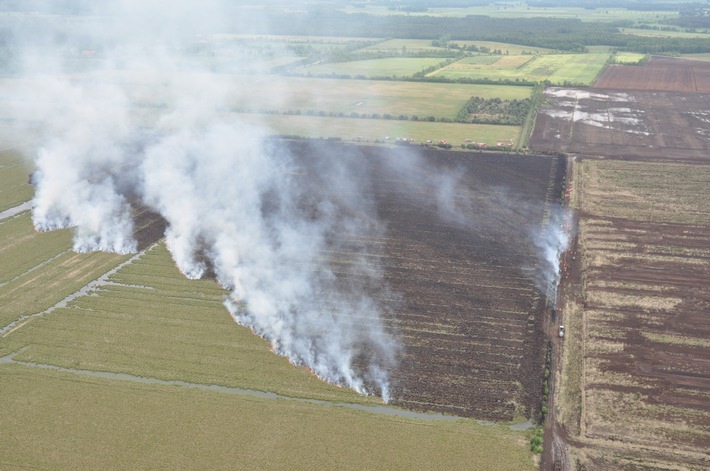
[[238, 12, 710, 54]]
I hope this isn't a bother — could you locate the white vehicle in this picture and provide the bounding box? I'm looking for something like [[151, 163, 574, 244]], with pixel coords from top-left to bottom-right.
[[559, 325, 565, 338]]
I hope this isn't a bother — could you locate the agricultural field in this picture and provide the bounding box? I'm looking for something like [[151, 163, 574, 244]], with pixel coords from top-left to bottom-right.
[[361, 38, 450, 53], [530, 87, 710, 161], [285, 142, 564, 421], [359, 39, 550, 56], [256, 113, 522, 147], [0, 149, 33, 211], [3, 141, 563, 421], [0, 143, 543, 469], [610, 52, 647, 65], [7, 2, 710, 470], [452, 41, 552, 55], [594, 56, 710, 93], [682, 53, 710, 61], [430, 53, 610, 86], [621, 27, 710, 39], [556, 159, 710, 470], [2, 242, 375, 403], [2, 73, 531, 141], [300, 57, 446, 78], [0, 365, 535, 470], [44, 73, 530, 122], [234, 77, 532, 119], [341, 5, 678, 23]]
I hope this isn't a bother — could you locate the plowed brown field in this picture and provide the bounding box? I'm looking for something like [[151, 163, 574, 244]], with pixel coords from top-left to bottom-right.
[[555, 160, 710, 470], [530, 88, 710, 162], [594, 56, 710, 93]]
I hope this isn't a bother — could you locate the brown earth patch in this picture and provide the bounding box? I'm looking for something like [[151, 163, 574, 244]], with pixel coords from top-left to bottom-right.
[[556, 159, 710, 470], [594, 56, 710, 93], [530, 88, 710, 162]]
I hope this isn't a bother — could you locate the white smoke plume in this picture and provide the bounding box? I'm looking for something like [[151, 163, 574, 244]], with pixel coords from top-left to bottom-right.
[[533, 207, 572, 304], [9, 0, 398, 399]]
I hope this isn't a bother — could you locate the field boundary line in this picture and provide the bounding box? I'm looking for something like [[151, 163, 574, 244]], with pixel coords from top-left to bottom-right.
[[0, 246, 153, 336], [0, 350, 475, 423], [0, 201, 32, 221], [0, 250, 71, 289]]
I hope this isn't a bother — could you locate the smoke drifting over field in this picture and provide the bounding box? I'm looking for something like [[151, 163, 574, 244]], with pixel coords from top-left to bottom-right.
[[13, 0, 398, 399], [534, 207, 571, 303], [8, 0, 567, 402]]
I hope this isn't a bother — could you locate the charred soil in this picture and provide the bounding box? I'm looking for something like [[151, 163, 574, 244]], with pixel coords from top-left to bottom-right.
[[286, 141, 565, 421]]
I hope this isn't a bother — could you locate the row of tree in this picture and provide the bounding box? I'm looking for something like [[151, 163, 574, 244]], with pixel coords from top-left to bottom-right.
[[455, 96, 532, 125], [245, 12, 710, 54]]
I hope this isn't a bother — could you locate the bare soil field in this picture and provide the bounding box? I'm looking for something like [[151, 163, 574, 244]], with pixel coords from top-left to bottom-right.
[[288, 141, 565, 421], [556, 160, 710, 470], [529, 88, 710, 162], [594, 56, 710, 93]]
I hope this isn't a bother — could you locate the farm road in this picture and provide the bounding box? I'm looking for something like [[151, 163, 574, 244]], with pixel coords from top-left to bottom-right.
[[0, 201, 31, 221]]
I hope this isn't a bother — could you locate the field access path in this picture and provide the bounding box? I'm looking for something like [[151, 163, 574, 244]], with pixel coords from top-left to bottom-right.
[[540, 156, 577, 471]]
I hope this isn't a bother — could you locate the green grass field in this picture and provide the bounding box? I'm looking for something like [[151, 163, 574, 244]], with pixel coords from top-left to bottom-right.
[[0, 209, 131, 330], [302, 58, 447, 78], [364, 39, 551, 56], [116, 73, 531, 121], [611, 52, 647, 64], [0, 365, 535, 470], [455, 41, 553, 55], [0, 213, 72, 284], [431, 52, 610, 86], [257, 113, 521, 146], [0, 150, 33, 211], [457, 55, 503, 65], [231, 76, 532, 119], [362, 38, 449, 52], [3, 243, 376, 404]]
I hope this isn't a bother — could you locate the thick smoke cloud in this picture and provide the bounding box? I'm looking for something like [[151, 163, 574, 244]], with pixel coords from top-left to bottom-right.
[[13, 0, 398, 399], [7, 0, 567, 401]]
